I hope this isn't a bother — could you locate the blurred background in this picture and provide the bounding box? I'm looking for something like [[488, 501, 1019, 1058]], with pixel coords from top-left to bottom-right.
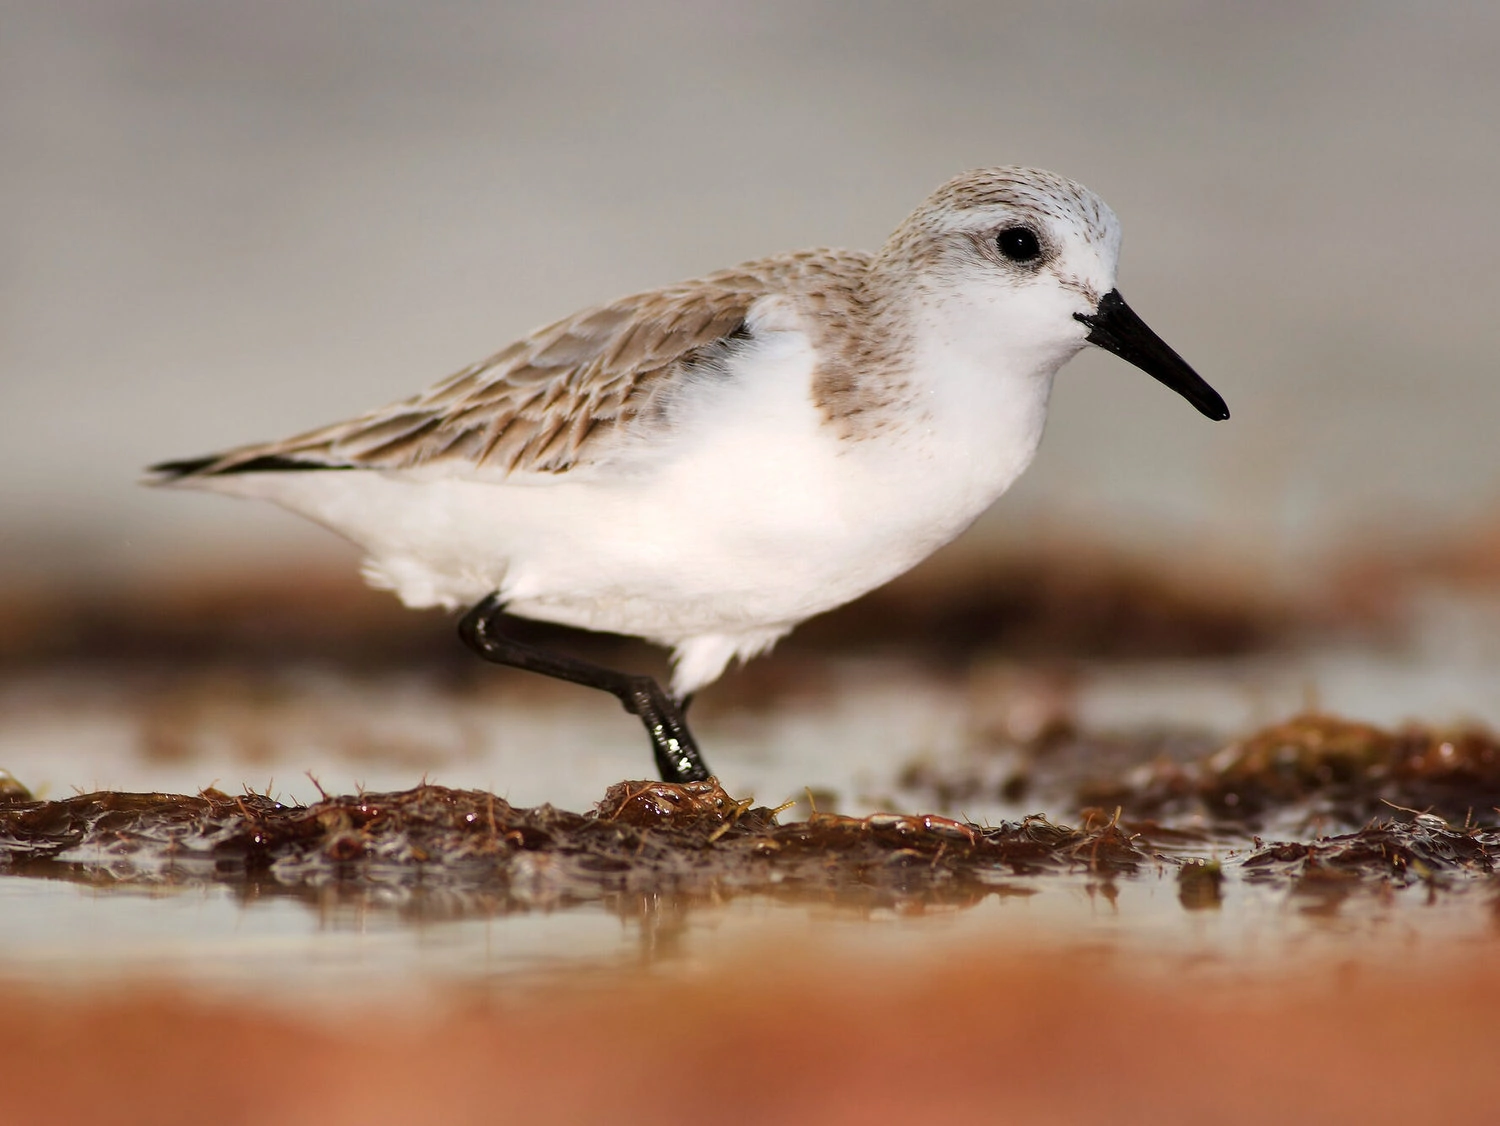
[[4, 0, 1498, 591], [7, 11, 1500, 1102], [3, 1, 1500, 809]]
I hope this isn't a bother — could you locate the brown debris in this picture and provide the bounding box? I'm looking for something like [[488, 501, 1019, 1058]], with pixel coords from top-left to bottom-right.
[[1077, 713, 1500, 829], [789, 546, 1293, 661], [1243, 815, 1497, 890], [0, 541, 1297, 675], [0, 769, 32, 802], [5, 712, 1499, 920], [1176, 858, 1225, 910], [1330, 513, 1500, 622], [0, 779, 1152, 909], [892, 711, 1500, 897]]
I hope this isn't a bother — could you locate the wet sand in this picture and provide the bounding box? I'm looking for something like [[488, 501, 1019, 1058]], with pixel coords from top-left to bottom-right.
[[6, 949, 1497, 1124]]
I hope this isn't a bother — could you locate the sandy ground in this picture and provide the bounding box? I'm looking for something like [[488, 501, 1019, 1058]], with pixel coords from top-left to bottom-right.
[[6, 947, 1498, 1125]]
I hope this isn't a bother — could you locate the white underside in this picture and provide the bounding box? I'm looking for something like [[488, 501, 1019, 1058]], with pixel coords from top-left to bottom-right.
[[180, 311, 1061, 696]]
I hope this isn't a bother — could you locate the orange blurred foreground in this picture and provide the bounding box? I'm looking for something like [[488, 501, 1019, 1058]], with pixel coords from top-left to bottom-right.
[[6, 945, 1497, 1125]]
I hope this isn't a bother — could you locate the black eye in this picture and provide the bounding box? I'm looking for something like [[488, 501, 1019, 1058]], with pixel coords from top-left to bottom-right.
[[996, 226, 1042, 263]]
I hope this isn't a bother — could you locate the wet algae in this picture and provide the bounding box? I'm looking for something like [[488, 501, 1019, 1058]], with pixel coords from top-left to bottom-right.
[[1077, 712, 1500, 828], [0, 779, 1148, 907], [1, 714, 1496, 918]]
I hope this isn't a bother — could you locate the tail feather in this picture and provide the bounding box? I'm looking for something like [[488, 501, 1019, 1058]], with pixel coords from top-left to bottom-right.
[[147, 452, 353, 482]]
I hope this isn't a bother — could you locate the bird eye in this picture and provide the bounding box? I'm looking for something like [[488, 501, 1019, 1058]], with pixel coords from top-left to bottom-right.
[[996, 226, 1042, 263]]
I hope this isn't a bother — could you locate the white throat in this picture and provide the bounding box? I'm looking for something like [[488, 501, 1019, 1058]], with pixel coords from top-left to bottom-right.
[[885, 284, 1081, 506]]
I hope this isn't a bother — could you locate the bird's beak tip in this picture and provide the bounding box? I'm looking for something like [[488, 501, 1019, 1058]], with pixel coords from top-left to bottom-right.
[[1076, 290, 1229, 422]]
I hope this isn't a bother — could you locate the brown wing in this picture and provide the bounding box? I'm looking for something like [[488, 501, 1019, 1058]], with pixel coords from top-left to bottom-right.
[[154, 272, 773, 480]]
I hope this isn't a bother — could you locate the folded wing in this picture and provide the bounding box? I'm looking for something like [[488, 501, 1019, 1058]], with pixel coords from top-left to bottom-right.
[[150, 273, 772, 482]]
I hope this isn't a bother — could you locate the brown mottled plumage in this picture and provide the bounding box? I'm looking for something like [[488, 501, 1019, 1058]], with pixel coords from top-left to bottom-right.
[[155, 169, 1126, 481], [181, 249, 890, 476]]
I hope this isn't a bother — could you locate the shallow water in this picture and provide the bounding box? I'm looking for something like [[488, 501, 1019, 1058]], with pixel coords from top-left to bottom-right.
[[6, 594, 1500, 816], [3, 843, 1493, 1005], [2, 581, 1498, 1007]]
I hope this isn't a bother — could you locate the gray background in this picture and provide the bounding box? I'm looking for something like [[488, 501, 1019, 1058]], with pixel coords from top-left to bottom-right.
[[4, 1, 1497, 588]]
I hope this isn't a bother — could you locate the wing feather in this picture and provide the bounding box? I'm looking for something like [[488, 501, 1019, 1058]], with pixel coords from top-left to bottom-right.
[[149, 249, 873, 482]]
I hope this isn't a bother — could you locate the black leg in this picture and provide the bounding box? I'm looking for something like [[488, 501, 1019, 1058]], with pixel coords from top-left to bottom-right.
[[457, 594, 712, 784]]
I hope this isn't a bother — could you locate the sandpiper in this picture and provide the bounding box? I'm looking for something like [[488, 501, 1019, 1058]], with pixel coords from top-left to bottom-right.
[[152, 166, 1228, 784]]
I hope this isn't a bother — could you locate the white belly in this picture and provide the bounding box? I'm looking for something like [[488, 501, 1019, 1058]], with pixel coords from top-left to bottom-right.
[[198, 329, 1053, 692]]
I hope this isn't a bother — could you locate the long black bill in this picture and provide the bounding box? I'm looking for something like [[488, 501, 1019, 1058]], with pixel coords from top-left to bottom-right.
[[1073, 289, 1229, 421]]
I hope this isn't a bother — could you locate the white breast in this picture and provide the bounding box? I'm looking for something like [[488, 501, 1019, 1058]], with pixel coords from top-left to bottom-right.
[[195, 310, 1058, 693]]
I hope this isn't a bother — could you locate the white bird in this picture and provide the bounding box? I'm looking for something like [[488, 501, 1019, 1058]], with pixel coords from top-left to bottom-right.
[[152, 166, 1228, 783]]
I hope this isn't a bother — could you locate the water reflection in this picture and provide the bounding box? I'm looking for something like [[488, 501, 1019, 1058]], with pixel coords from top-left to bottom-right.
[[1, 799, 1495, 998]]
